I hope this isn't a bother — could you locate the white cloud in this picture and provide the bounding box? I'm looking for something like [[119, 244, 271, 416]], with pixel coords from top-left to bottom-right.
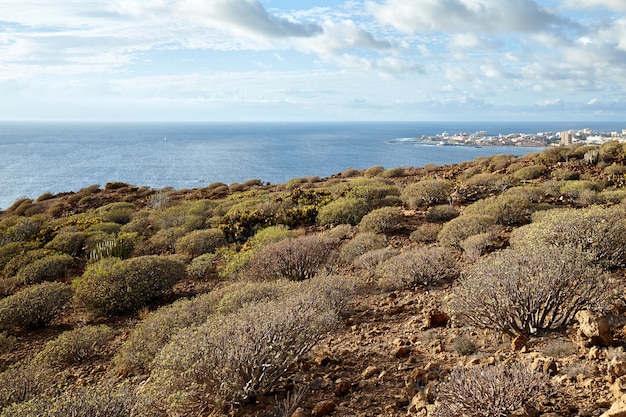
[[566, 0, 626, 11], [366, 0, 568, 34]]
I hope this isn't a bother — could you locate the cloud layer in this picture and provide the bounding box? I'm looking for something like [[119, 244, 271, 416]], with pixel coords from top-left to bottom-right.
[[1, 0, 625, 120]]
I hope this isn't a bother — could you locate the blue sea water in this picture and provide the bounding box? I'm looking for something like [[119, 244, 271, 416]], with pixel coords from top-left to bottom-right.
[[0, 121, 624, 210]]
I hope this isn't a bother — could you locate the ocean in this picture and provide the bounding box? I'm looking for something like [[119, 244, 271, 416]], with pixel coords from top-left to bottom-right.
[[1, 121, 624, 210]]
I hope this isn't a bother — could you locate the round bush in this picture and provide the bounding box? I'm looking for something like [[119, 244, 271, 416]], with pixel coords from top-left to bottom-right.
[[425, 205, 459, 223], [339, 232, 387, 264], [437, 214, 499, 248], [244, 235, 337, 281], [316, 197, 370, 226], [358, 206, 404, 233], [15, 253, 73, 285], [449, 245, 609, 336], [0, 282, 73, 330], [512, 164, 546, 180], [45, 232, 85, 256], [174, 228, 226, 257], [376, 246, 459, 290], [400, 179, 452, 208], [74, 255, 186, 315], [409, 223, 442, 243], [33, 325, 113, 368], [510, 205, 626, 269]]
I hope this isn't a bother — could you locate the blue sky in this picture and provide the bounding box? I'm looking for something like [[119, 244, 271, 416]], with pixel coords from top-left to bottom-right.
[[1, 0, 626, 121]]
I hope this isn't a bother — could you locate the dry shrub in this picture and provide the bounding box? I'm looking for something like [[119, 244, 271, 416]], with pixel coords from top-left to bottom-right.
[[74, 255, 186, 316], [0, 282, 72, 331], [147, 290, 341, 413], [437, 214, 500, 249], [409, 223, 442, 243], [377, 246, 459, 290], [358, 206, 403, 233], [113, 291, 221, 375], [353, 247, 400, 271], [244, 235, 336, 281], [15, 253, 73, 285], [0, 332, 17, 355], [33, 325, 113, 368], [435, 362, 550, 417], [455, 173, 516, 202], [363, 165, 385, 177], [425, 205, 459, 223], [1, 383, 136, 417], [400, 179, 453, 208], [339, 232, 387, 264], [174, 228, 226, 257], [186, 253, 218, 279], [450, 245, 609, 336], [461, 231, 498, 261], [510, 205, 626, 269], [551, 167, 579, 180]]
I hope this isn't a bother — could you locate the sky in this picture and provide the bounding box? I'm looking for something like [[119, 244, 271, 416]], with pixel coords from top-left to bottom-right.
[[1, 0, 626, 121]]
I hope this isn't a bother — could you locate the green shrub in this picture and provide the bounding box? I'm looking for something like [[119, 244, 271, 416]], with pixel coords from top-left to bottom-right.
[[15, 253, 73, 285], [449, 245, 609, 336], [435, 362, 550, 417], [461, 232, 498, 261], [147, 292, 340, 413], [512, 164, 546, 180], [409, 223, 442, 243], [339, 232, 387, 264], [316, 197, 370, 226], [0, 282, 73, 330], [3, 248, 51, 278], [96, 202, 136, 224], [74, 255, 186, 315], [244, 235, 337, 281], [400, 179, 452, 208], [0, 242, 40, 272], [358, 206, 403, 233], [174, 228, 226, 257], [376, 246, 459, 290], [380, 167, 405, 178], [437, 215, 499, 248], [363, 165, 385, 177], [462, 193, 534, 226], [0, 360, 56, 410], [44, 231, 85, 256], [33, 325, 113, 368], [113, 292, 220, 375], [510, 205, 626, 269], [604, 163, 626, 176], [559, 180, 603, 202], [551, 168, 579, 180], [186, 253, 218, 279], [425, 205, 459, 223]]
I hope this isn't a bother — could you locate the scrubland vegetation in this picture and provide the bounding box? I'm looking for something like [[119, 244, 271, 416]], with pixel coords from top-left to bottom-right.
[[3, 142, 626, 415]]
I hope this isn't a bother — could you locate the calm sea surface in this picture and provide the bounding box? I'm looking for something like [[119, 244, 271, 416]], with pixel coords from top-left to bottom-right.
[[1, 121, 624, 209]]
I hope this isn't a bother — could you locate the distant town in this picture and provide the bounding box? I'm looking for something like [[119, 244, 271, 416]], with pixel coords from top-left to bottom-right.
[[409, 128, 626, 148]]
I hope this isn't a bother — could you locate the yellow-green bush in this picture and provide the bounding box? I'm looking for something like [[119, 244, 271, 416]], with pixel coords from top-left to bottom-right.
[[96, 202, 136, 224], [400, 179, 452, 208], [316, 197, 370, 226], [15, 253, 73, 285], [437, 214, 499, 248], [174, 228, 226, 257], [425, 205, 459, 223], [74, 255, 186, 315], [33, 325, 113, 368], [2, 248, 51, 278], [0, 282, 72, 330], [44, 231, 85, 256], [186, 253, 218, 279], [462, 193, 535, 226], [510, 205, 626, 269], [512, 164, 546, 180], [358, 206, 403, 233]]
